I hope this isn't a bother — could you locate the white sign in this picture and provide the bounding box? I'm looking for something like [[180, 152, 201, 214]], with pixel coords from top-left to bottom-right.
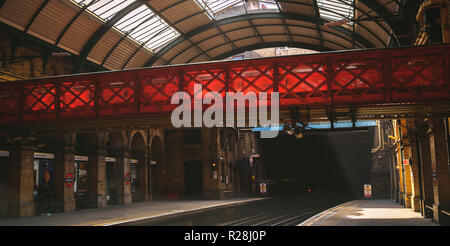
[[260, 183, 267, 194], [34, 152, 54, 159], [0, 150, 10, 157], [364, 184, 372, 198], [74, 155, 88, 162], [105, 157, 116, 162]]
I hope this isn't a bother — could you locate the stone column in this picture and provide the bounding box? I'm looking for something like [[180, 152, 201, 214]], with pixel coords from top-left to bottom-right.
[[88, 147, 107, 208], [391, 152, 400, 203], [8, 146, 35, 217], [402, 149, 413, 208], [406, 120, 422, 212], [389, 153, 397, 201], [427, 118, 450, 224], [137, 152, 149, 202], [417, 120, 434, 218], [399, 120, 412, 208], [54, 145, 76, 212], [114, 150, 131, 205]]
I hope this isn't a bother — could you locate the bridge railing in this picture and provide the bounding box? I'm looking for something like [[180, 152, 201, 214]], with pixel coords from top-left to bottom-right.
[[0, 44, 449, 125]]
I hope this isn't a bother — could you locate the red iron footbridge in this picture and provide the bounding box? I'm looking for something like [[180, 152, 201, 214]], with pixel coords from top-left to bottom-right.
[[1, 44, 450, 130]]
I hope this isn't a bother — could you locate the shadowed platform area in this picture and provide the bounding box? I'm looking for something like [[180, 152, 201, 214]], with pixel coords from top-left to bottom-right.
[[0, 197, 266, 226]]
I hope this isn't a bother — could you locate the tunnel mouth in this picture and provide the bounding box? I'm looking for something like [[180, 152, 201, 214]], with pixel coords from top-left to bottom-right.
[[259, 128, 374, 200]]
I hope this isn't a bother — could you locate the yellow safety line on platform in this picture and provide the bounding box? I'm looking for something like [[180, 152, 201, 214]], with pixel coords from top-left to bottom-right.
[[298, 200, 361, 226]]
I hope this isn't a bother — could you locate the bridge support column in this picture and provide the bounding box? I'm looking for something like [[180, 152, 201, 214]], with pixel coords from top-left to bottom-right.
[[54, 145, 76, 212], [417, 120, 434, 218], [88, 148, 107, 208], [426, 118, 450, 224], [389, 152, 399, 202], [406, 120, 422, 213], [114, 151, 131, 205], [390, 150, 400, 203], [8, 146, 35, 218], [395, 120, 409, 207]]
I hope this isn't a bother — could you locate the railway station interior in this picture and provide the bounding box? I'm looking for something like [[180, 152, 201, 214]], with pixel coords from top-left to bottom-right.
[[0, 0, 449, 226]]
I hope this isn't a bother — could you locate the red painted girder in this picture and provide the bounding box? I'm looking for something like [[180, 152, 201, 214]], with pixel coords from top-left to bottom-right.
[[0, 44, 449, 125]]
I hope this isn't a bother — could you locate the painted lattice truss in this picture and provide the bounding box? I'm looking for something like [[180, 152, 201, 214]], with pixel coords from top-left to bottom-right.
[[0, 44, 449, 125]]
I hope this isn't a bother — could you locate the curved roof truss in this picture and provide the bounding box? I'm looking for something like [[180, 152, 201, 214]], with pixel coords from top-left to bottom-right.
[[0, 0, 404, 72]]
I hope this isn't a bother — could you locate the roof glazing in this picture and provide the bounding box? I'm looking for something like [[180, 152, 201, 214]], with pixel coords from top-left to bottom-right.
[[71, 0, 181, 51]]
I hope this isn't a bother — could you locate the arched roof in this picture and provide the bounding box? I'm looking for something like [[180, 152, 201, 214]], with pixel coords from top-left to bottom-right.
[[0, 0, 405, 72]]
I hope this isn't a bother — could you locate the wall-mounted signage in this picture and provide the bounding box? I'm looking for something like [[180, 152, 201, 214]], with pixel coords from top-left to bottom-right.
[[64, 173, 74, 188], [106, 157, 116, 162], [364, 184, 372, 198], [130, 159, 138, 164], [34, 152, 55, 159], [74, 156, 88, 162], [0, 150, 10, 157], [260, 183, 267, 194], [124, 172, 131, 185]]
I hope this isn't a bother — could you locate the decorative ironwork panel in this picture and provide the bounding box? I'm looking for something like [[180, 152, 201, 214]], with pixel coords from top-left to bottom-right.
[[140, 69, 179, 113], [332, 53, 384, 105], [0, 84, 19, 123], [279, 57, 329, 107], [0, 44, 449, 125], [98, 73, 137, 116], [390, 48, 447, 102], [59, 79, 95, 118]]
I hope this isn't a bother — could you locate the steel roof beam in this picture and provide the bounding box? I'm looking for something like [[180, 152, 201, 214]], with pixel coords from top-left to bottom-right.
[[142, 1, 213, 62], [357, 0, 401, 44], [24, 0, 51, 32], [280, 0, 390, 47], [55, 1, 96, 46], [144, 12, 375, 67], [187, 32, 348, 63], [274, 0, 295, 44], [72, 0, 145, 73], [312, 0, 324, 47], [182, 21, 363, 63], [120, 5, 212, 69], [334, 0, 399, 46], [213, 41, 333, 60], [102, 0, 193, 69]]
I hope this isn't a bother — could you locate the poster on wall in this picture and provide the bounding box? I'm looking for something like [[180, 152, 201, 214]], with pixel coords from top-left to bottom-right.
[[77, 162, 88, 193], [364, 184, 372, 199], [39, 160, 55, 195]]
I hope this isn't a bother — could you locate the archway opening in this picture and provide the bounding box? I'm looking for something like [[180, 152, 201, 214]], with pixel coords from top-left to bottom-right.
[[150, 136, 165, 200], [130, 132, 146, 203], [105, 132, 125, 205], [75, 133, 98, 209]]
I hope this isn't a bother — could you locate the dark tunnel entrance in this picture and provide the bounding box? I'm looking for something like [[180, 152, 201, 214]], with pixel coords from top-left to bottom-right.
[[259, 128, 374, 199]]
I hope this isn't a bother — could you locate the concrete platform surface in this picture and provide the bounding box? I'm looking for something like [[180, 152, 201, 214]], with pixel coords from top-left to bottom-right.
[[0, 197, 266, 226], [299, 199, 438, 226]]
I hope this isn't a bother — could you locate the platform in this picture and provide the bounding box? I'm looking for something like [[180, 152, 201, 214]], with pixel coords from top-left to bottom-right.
[[0, 197, 266, 226], [299, 199, 438, 226]]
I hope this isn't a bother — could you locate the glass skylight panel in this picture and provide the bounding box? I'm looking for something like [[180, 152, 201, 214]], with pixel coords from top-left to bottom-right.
[[73, 0, 130, 21], [317, 0, 354, 23], [196, 0, 279, 19], [114, 5, 180, 51], [71, 0, 181, 51]]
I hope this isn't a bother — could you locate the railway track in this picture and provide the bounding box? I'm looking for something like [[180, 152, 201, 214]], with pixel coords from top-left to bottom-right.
[[217, 209, 321, 226]]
